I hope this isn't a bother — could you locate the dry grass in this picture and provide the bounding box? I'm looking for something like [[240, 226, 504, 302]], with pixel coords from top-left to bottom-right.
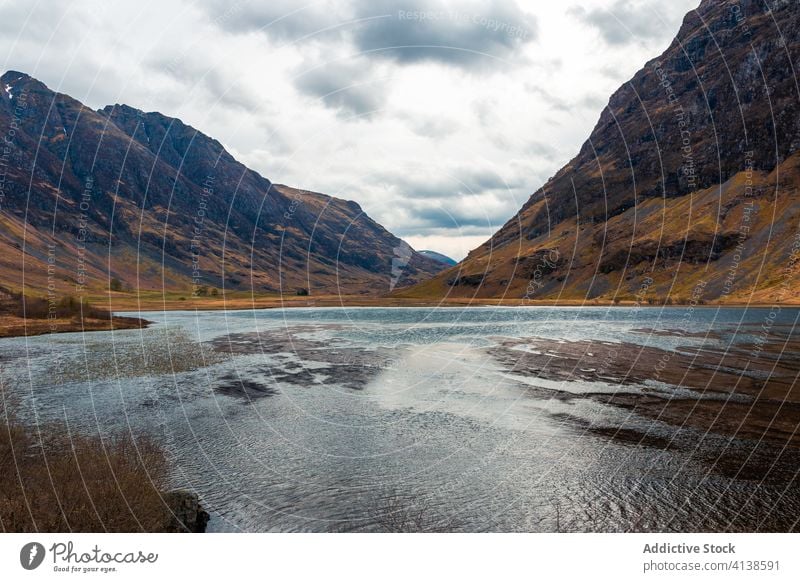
[[93, 290, 778, 314], [0, 286, 148, 338], [15, 295, 111, 320], [0, 394, 172, 532], [0, 287, 110, 320]]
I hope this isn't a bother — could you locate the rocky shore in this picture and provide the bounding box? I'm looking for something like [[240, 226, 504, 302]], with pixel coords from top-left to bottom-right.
[[490, 330, 800, 449], [163, 490, 210, 533]]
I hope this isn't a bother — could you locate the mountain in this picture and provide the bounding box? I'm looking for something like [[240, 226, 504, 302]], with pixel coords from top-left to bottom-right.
[[0, 72, 444, 297], [401, 0, 800, 304], [417, 250, 457, 266]]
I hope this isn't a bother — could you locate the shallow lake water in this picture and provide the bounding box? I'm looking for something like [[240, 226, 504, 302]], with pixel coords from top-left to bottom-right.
[[2, 306, 799, 532]]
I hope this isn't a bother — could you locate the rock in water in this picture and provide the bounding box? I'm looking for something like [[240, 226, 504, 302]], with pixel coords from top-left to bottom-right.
[[163, 490, 210, 533]]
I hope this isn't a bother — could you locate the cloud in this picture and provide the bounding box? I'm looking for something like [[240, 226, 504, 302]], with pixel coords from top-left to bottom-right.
[[0, 1, 72, 43], [199, 0, 344, 42], [568, 0, 685, 46], [411, 202, 510, 229], [0, 0, 700, 262], [472, 97, 498, 127], [525, 84, 570, 112], [350, 0, 537, 68], [201, 0, 537, 71], [362, 163, 529, 241], [293, 58, 387, 117], [377, 165, 525, 201], [524, 83, 609, 116], [524, 141, 560, 161], [398, 112, 460, 138], [145, 55, 262, 112], [201, 0, 538, 69]]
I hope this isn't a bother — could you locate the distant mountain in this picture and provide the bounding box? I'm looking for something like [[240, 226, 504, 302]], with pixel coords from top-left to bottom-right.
[[418, 250, 457, 266], [0, 72, 444, 296], [402, 0, 800, 304]]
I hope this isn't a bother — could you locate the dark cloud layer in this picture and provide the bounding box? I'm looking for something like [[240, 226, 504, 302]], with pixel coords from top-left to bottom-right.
[[200, 0, 537, 119], [411, 204, 509, 229], [200, 0, 343, 42], [294, 58, 386, 117], [202, 0, 536, 69], [569, 0, 683, 46], [351, 0, 537, 67], [379, 166, 526, 200]]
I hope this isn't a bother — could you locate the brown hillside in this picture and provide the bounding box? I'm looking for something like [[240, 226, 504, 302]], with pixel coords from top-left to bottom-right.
[[400, 0, 800, 304], [0, 73, 444, 298]]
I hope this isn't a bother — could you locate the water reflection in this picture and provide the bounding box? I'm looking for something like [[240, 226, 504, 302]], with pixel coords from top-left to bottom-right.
[[1, 306, 798, 532]]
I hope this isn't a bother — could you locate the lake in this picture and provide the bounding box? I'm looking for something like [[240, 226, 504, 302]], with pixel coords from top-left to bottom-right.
[[2, 305, 799, 532]]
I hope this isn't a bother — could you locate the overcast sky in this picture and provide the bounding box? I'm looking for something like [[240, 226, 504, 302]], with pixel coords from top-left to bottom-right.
[[1, 0, 699, 260]]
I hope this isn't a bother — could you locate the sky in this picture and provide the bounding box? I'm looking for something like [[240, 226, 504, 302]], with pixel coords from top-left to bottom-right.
[[0, 0, 699, 260]]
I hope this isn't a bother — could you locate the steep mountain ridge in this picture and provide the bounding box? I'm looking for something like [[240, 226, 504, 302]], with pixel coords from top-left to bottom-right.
[[402, 0, 800, 303], [0, 72, 443, 296]]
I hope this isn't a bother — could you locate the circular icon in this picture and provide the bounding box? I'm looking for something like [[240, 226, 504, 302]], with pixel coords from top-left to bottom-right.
[[20, 542, 45, 570]]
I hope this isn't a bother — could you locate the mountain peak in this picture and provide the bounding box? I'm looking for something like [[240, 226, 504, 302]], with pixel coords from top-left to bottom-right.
[[101, 103, 142, 116], [0, 70, 62, 94], [0, 72, 446, 295], [1, 70, 30, 83], [0, 70, 45, 99]]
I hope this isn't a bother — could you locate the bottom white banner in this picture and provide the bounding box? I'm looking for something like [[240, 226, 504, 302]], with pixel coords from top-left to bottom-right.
[[1, 533, 796, 581]]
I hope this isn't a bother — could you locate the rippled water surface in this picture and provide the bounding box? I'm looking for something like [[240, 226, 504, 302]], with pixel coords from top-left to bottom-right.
[[2, 306, 799, 531]]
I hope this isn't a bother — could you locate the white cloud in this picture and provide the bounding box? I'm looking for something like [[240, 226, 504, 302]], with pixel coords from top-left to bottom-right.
[[0, 0, 698, 260]]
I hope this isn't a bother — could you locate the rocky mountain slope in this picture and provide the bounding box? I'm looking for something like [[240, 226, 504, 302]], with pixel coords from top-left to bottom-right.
[[402, 0, 800, 304], [0, 72, 443, 297]]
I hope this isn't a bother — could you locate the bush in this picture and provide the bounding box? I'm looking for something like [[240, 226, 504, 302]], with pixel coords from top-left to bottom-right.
[[14, 295, 50, 318], [0, 397, 172, 532], [12, 295, 111, 320]]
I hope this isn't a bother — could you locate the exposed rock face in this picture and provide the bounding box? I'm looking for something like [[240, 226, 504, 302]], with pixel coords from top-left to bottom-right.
[[163, 490, 210, 533], [0, 73, 444, 296], [403, 0, 800, 303]]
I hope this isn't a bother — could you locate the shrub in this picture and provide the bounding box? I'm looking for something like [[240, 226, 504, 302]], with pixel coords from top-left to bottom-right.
[[11, 295, 111, 320], [0, 398, 172, 532]]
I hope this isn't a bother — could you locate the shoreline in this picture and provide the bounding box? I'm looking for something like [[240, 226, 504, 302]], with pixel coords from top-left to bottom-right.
[[98, 292, 800, 313], [0, 314, 150, 338], [2, 293, 798, 339]]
